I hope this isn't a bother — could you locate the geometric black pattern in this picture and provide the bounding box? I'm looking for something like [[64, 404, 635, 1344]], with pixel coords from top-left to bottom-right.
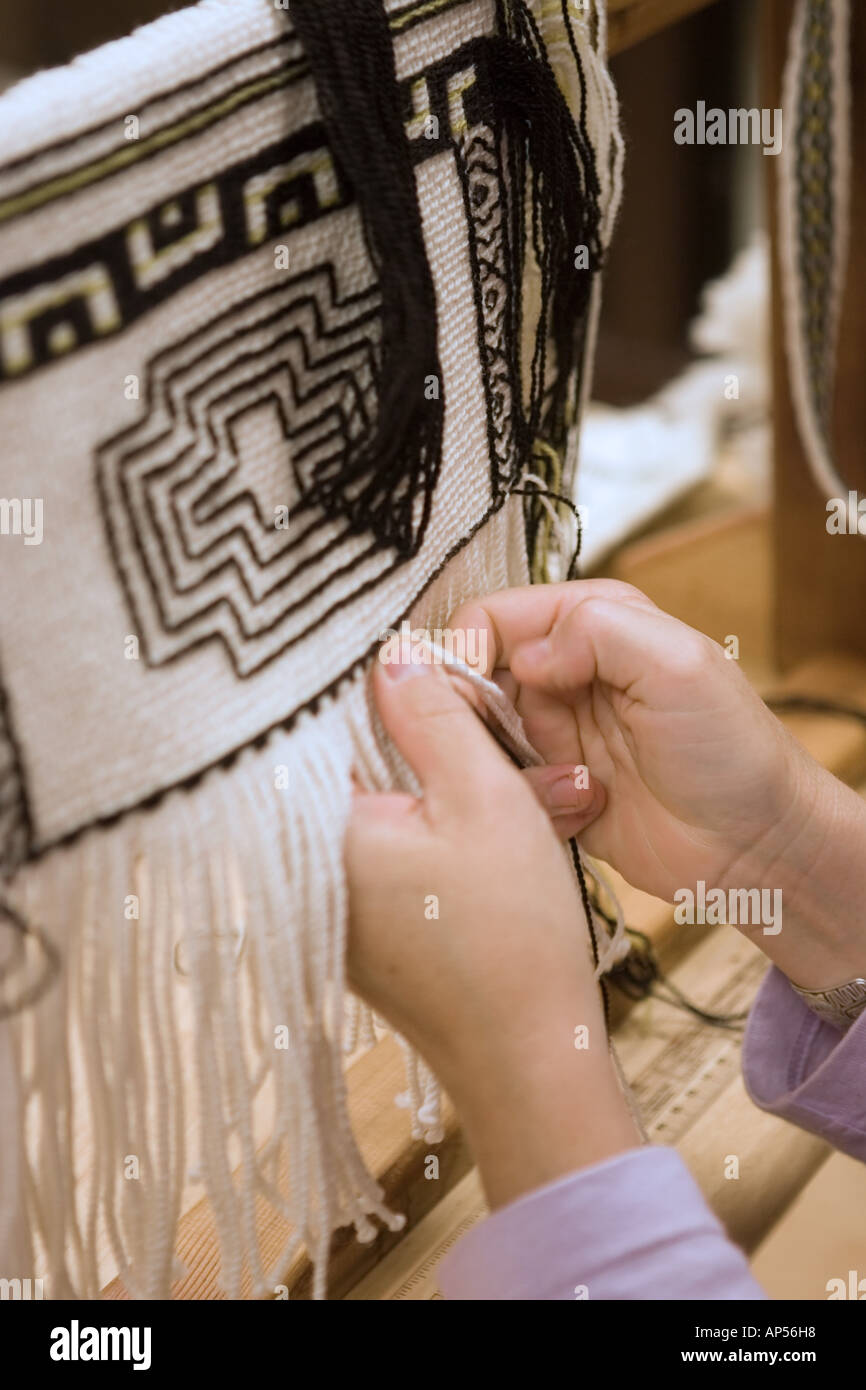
[[0, 3, 555, 863], [0, 35, 490, 389], [0, 672, 30, 876], [96, 262, 391, 677], [0, 126, 352, 385], [459, 120, 519, 492], [89, 36, 511, 684]]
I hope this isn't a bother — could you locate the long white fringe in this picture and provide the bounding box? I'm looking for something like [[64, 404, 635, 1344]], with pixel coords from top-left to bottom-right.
[[1, 500, 528, 1301]]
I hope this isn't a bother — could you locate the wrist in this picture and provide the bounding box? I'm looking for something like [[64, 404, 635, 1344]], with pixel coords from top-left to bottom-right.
[[450, 1032, 640, 1210], [720, 755, 866, 990]]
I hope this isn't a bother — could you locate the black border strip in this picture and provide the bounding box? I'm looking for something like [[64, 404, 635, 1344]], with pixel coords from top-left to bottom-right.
[[0, 671, 34, 869]]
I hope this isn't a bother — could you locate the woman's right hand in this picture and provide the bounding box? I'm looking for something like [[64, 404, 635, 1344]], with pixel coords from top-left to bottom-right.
[[451, 579, 866, 991]]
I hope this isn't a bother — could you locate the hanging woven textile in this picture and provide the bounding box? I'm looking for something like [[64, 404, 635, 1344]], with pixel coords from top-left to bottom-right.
[[0, 0, 622, 1298], [778, 0, 852, 520]]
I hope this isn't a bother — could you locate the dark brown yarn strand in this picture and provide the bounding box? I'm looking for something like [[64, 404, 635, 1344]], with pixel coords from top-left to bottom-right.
[[290, 0, 445, 559]]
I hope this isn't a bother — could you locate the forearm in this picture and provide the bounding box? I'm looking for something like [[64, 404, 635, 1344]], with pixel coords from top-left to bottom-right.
[[455, 1043, 640, 1211]]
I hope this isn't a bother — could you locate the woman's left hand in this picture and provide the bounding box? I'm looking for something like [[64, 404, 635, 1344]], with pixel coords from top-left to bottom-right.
[[345, 648, 639, 1209]]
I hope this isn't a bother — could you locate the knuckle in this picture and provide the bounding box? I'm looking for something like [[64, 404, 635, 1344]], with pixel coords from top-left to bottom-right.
[[664, 631, 715, 681], [577, 596, 617, 630], [604, 579, 650, 604]]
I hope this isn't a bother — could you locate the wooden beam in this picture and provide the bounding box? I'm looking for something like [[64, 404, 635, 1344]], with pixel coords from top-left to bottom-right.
[[607, 0, 723, 55], [765, 0, 866, 668]]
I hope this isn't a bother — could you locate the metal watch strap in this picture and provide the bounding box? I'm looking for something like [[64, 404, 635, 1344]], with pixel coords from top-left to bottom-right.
[[790, 977, 866, 1032]]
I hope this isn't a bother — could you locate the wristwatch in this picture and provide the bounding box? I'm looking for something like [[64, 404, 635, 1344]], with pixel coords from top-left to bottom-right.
[[790, 976, 866, 1032]]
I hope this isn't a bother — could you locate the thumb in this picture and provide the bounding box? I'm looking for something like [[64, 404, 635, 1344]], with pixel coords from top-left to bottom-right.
[[372, 647, 519, 818]]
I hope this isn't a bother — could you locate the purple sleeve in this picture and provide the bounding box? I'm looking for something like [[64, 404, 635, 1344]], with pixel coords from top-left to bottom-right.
[[440, 964, 866, 1301], [742, 964, 866, 1159], [438, 1147, 766, 1300]]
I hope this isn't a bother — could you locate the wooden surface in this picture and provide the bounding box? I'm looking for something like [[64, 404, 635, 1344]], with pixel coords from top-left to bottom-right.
[[765, 0, 866, 668], [752, 1150, 866, 1298], [347, 925, 834, 1299], [612, 507, 775, 685], [596, 0, 740, 404], [607, 0, 723, 55]]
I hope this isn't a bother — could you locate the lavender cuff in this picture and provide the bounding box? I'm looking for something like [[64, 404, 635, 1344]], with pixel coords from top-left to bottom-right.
[[438, 1146, 765, 1300], [743, 964, 866, 1162]]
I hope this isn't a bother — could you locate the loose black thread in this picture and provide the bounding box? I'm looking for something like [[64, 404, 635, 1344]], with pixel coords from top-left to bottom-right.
[[569, 838, 611, 1036], [293, 0, 603, 579], [616, 933, 749, 1031], [591, 899, 749, 1032], [290, 0, 445, 559], [491, 0, 602, 578], [510, 481, 584, 579], [493, 1, 603, 454]]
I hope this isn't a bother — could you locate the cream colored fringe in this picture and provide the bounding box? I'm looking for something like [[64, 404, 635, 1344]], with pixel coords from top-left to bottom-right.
[[1, 500, 528, 1301]]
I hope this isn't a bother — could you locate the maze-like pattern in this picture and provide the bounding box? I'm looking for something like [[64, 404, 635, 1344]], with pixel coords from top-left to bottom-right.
[[96, 262, 394, 677]]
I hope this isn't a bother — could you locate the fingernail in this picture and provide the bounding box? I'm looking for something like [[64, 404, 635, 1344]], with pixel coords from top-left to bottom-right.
[[378, 648, 432, 682], [549, 771, 593, 810]]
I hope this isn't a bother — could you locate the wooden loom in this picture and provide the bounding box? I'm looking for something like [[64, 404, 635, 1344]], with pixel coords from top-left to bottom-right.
[[95, 0, 866, 1300]]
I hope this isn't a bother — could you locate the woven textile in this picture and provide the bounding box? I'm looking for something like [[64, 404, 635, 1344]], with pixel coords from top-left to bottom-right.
[[779, 0, 851, 513], [0, 0, 620, 1297]]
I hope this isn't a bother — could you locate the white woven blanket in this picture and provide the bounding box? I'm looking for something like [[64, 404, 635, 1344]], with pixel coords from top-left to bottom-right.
[[0, 0, 620, 1298]]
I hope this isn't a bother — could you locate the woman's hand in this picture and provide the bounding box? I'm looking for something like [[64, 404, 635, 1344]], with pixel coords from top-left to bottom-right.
[[345, 652, 639, 1209], [452, 580, 801, 897], [451, 579, 866, 991]]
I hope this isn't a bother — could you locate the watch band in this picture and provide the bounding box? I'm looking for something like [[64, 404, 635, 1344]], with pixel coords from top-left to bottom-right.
[[790, 977, 866, 1032]]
